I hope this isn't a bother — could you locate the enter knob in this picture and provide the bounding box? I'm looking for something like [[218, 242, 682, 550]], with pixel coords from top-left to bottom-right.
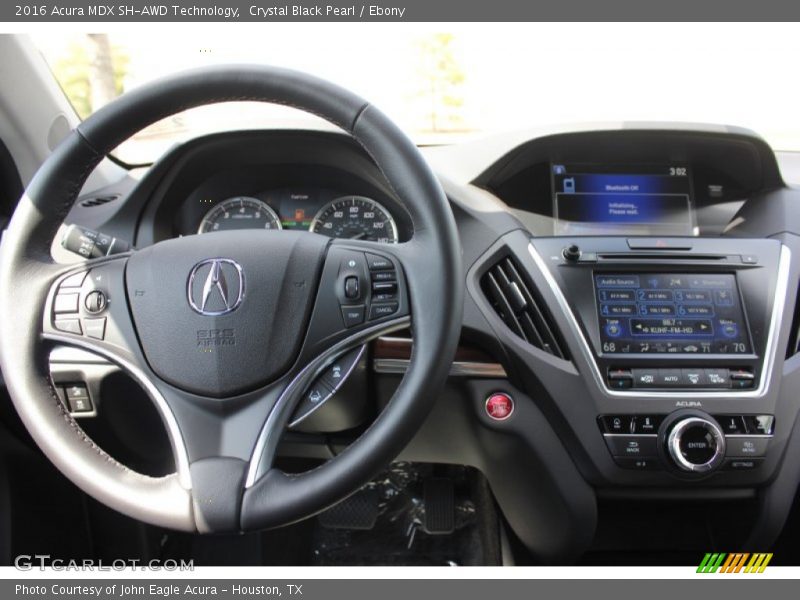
[[667, 417, 726, 473]]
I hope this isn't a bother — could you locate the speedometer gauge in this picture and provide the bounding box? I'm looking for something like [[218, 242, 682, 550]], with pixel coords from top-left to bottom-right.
[[198, 197, 282, 234], [309, 196, 398, 243]]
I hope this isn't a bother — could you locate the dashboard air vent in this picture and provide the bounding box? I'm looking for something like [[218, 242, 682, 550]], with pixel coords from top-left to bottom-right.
[[79, 194, 119, 208], [786, 280, 800, 358], [481, 256, 567, 359]]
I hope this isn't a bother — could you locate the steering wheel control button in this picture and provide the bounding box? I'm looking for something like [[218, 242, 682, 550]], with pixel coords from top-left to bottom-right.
[[320, 347, 364, 391], [63, 384, 93, 413], [303, 381, 334, 408], [54, 318, 83, 335], [53, 293, 80, 314], [726, 436, 769, 458], [369, 302, 399, 320], [344, 276, 360, 300], [341, 305, 366, 328], [371, 270, 397, 283], [83, 318, 107, 341], [485, 393, 514, 420], [84, 290, 107, 313], [59, 270, 89, 289], [366, 253, 393, 270], [667, 417, 726, 473], [604, 435, 658, 458]]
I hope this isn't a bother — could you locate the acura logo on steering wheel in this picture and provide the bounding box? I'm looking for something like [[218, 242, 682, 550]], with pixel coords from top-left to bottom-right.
[[187, 258, 245, 316]]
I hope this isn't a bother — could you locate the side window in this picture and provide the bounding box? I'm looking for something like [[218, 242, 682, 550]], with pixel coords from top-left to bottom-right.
[[0, 138, 22, 228]]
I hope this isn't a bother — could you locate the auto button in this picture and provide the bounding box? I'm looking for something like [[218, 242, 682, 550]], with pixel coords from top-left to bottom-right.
[[656, 369, 681, 387]]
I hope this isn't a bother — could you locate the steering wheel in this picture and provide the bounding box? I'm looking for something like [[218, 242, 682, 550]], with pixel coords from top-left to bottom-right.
[[0, 66, 463, 533]]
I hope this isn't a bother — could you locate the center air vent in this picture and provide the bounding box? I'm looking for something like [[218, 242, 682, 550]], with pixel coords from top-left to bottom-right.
[[481, 256, 567, 359]]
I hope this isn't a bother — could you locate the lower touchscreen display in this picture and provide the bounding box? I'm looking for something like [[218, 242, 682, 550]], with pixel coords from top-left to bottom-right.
[[595, 273, 751, 354], [552, 164, 693, 235]]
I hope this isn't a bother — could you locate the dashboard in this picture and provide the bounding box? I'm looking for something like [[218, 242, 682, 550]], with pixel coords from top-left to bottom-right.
[[479, 128, 782, 238], [57, 123, 800, 563], [115, 131, 413, 248]]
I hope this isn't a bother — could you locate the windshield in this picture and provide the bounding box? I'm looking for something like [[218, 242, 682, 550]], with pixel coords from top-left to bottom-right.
[[31, 24, 800, 163]]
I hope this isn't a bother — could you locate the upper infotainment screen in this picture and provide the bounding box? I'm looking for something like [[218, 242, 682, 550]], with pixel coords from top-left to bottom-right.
[[595, 273, 751, 355], [552, 164, 693, 236]]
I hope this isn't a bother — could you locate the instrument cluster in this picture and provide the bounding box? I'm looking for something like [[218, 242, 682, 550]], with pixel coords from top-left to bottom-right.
[[186, 187, 399, 243]]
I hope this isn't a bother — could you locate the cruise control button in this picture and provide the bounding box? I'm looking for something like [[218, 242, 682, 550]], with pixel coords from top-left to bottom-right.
[[83, 317, 107, 340], [54, 293, 80, 314], [366, 253, 394, 271], [371, 270, 396, 282], [603, 435, 658, 457], [726, 436, 769, 458], [54, 318, 82, 335], [340, 305, 365, 328], [59, 270, 88, 289], [368, 302, 398, 320], [744, 415, 774, 435], [372, 281, 397, 294]]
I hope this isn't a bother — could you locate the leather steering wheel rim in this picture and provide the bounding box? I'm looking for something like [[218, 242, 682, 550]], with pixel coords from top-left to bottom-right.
[[0, 65, 463, 532]]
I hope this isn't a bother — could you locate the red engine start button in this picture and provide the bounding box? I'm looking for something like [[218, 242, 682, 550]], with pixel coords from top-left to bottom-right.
[[485, 393, 514, 420]]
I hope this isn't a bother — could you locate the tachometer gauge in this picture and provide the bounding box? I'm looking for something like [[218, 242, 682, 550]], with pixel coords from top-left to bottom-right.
[[309, 196, 398, 243], [198, 197, 282, 234]]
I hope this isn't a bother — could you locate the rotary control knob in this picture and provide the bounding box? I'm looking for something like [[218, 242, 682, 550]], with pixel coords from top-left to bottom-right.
[[666, 417, 726, 473]]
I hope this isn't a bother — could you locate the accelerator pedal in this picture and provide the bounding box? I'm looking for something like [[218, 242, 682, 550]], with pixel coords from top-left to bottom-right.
[[422, 478, 455, 535]]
